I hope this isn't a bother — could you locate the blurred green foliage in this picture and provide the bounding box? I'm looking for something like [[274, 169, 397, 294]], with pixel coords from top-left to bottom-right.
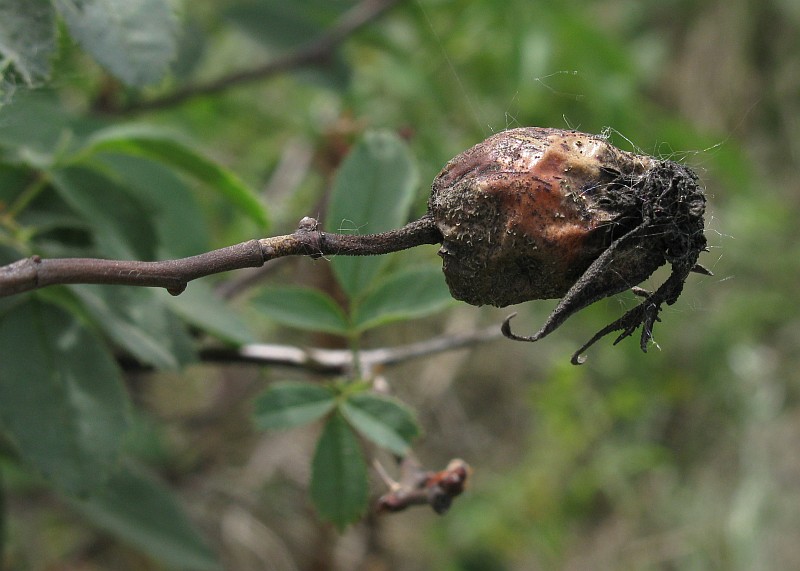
[[0, 0, 799, 569]]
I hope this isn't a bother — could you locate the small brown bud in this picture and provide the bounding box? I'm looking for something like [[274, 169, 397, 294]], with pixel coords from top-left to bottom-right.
[[428, 127, 707, 362]]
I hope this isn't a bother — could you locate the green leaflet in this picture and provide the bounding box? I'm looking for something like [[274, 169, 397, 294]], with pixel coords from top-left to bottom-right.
[[162, 282, 255, 346], [82, 124, 269, 229], [352, 266, 454, 332], [326, 131, 419, 300], [0, 300, 130, 496], [73, 463, 221, 570], [70, 285, 197, 370], [340, 392, 420, 456], [253, 382, 337, 431], [50, 166, 159, 261], [224, 1, 328, 51], [53, 0, 177, 87], [251, 286, 351, 336], [0, 92, 105, 167], [92, 153, 210, 259], [0, 0, 56, 86], [310, 412, 368, 530], [222, 1, 349, 89]]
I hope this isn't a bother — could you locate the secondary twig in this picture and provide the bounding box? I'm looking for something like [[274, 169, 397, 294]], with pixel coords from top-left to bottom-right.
[[117, 0, 404, 114], [0, 215, 441, 298], [199, 325, 503, 375]]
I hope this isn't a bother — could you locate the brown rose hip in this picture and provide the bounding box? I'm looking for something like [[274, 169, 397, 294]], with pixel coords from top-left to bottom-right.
[[428, 127, 709, 363]]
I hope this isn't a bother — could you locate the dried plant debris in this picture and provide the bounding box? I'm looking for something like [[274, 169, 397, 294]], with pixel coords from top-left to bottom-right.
[[429, 127, 709, 363], [376, 457, 471, 515]]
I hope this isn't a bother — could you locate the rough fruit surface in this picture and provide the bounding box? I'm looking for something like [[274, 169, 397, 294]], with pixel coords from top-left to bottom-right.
[[428, 127, 707, 363], [431, 127, 653, 306]]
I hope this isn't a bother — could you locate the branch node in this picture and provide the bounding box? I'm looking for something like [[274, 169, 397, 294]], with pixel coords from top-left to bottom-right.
[[297, 216, 319, 232]]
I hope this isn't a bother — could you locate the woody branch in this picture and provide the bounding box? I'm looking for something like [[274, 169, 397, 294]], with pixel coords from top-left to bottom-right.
[[0, 215, 441, 298]]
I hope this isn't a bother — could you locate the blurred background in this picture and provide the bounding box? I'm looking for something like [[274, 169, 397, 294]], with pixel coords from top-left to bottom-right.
[[2, 0, 800, 569]]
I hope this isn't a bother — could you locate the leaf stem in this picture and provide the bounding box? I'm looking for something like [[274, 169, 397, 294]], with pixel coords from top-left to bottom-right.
[[348, 334, 363, 380], [6, 173, 49, 220]]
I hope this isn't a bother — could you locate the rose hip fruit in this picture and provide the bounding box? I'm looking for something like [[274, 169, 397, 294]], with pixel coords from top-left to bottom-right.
[[428, 127, 709, 363]]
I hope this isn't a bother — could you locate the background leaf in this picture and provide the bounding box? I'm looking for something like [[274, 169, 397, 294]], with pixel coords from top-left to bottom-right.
[[352, 266, 454, 332], [73, 463, 221, 571], [0, 92, 103, 167], [326, 131, 419, 300], [221, 0, 351, 89], [224, 1, 330, 51], [310, 412, 368, 530], [91, 153, 210, 259], [251, 286, 351, 336], [0, 300, 129, 496], [253, 382, 336, 430], [50, 166, 158, 260], [81, 124, 269, 229], [340, 393, 420, 456], [53, 0, 177, 87], [0, 0, 56, 86], [70, 285, 197, 369], [163, 282, 255, 346]]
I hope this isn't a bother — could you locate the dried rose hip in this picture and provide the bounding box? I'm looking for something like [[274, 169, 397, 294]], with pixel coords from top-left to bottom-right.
[[428, 127, 709, 363]]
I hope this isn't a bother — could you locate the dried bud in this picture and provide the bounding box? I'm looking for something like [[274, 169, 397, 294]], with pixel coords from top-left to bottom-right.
[[428, 127, 708, 362], [376, 458, 471, 515]]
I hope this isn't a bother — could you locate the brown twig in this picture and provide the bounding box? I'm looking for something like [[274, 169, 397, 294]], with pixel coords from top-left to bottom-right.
[[0, 215, 441, 298], [116, 0, 404, 114]]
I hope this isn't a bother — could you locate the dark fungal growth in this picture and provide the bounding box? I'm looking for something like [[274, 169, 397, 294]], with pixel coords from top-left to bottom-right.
[[428, 127, 709, 363]]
